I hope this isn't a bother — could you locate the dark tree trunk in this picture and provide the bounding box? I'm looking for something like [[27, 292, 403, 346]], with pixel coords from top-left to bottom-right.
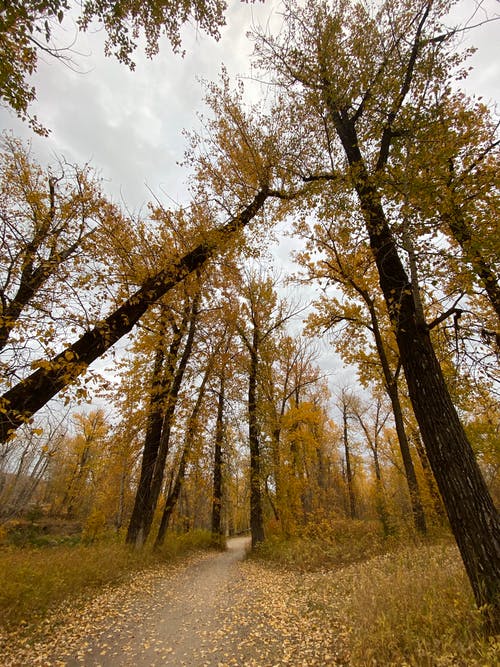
[[248, 343, 264, 546], [211, 375, 225, 537], [142, 294, 200, 541], [127, 294, 199, 547], [0, 189, 270, 444], [153, 444, 189, 548], [126, 308, 188, 546], [343, 402, 357, 520], [155, 359, 211, 547], [371, 445, 391, 537], [364, 294, 427, 533], [126, 341, 167, 546], [335, 116, 500, 630]]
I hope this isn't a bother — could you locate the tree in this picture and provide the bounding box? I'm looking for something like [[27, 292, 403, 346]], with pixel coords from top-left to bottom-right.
[[0, 189, 270, 444], [259, 334, 323, 533], [126, 284, 201, 547], [235, 270, 299, 546], [253, 0, 499, 628], [386, 92, 500, 322], [0, 413, 67, 520], [352, 395, 393, 535], [0, 133, 117, 378], [48, 409, 109, 519], [211, 373, 225, 538], [337, 388, 358, 521], [0, 0, 227, 132], [299, 220, 427, 533], [154, 350, 215, 547]]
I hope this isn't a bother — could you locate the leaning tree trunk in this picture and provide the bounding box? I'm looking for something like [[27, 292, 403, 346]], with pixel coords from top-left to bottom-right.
[[0, 189, 270, 445]]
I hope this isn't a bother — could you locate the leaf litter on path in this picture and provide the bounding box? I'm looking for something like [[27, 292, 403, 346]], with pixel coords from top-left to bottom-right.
[[0, 537, 350, 666]]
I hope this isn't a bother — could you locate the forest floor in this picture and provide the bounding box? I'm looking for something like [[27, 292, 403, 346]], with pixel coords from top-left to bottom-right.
[[1, 536, 349, 666]]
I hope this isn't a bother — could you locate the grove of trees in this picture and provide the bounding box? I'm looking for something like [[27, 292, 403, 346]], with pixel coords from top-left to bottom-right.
[[0, 0, 498, 632]]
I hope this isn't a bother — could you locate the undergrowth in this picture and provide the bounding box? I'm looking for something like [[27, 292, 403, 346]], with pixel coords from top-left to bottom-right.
[[0, 529, 219, 630], [254, 521, 499, 665], [251, 519, 392, 570]]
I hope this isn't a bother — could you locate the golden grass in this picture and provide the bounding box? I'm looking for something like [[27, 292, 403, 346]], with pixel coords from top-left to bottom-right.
[[0, 529, 218, 629], [253, 519, 388, 570], [336, 543, 498, 665], [255, 523, 499, 665]]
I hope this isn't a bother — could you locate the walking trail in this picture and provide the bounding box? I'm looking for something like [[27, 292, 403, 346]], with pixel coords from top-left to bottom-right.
[[3, 537, 350, 666]]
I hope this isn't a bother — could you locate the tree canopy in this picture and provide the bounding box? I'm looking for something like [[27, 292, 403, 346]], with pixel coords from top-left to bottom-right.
[[0, 0, 227, 132]]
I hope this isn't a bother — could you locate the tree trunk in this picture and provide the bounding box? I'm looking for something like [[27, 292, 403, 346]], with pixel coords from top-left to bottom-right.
[[343, 402, 357, 520], [248, 344, 264, 546], [153, 444, 189, 548], [155, 355, 212, 547], [126, 295, 199, 546], [211, 375, 225, 537], [143, 295, 200, 541], [126, 342, 168, 547], [336, 119, 500, 630], [0, 189, 270, 444], [371, 444, 392, 537]]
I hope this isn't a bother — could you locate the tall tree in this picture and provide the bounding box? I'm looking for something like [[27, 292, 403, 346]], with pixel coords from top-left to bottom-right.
[[253, 0, 499, 627], [154, 351, 214, 547], [211, 373, 225, 538], [126, 285, 201, 547], [338, 388, 358, 521], [259, 334, 322, 532], [300, 225, 427, 533], [235, 271, 299, 546]]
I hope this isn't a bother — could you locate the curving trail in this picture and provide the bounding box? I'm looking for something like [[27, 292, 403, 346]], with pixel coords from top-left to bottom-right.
[[69, 536, 252, 666], [2, 536, 348, 666]]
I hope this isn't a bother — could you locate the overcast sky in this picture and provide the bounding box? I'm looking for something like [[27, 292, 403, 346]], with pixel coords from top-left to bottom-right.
[[1, 0, 498, 400]]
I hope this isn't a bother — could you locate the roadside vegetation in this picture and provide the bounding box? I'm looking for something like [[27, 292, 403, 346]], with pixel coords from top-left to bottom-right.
[[253, 522, 500, 666], [0, 525, 219, 630]]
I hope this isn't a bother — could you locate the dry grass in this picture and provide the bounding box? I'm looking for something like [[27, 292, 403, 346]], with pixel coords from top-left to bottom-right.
[[255, 525, 499, 665], [252, 519, 388, 571], [0, 529, 218, 630], [335, 543, 498, 665]]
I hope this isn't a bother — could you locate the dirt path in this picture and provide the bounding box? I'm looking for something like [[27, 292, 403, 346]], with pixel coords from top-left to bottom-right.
[[2, 537, 349, 666], [67, 536, 253, 666]]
